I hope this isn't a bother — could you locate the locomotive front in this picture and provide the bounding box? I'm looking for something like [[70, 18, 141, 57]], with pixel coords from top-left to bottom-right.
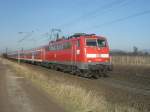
[[78, 35, 112, 78]]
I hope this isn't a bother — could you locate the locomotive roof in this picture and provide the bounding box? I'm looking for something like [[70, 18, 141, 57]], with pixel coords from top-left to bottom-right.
[[8, 33, 106, 54], [69, 33, 96, 38]]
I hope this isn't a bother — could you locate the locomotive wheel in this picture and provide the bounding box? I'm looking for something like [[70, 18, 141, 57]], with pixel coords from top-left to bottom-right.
[[101, 67, 108, 77], [91, 70, 101, 79], [75, 69, 82, 76], [48, 64, 52, 69], [93, 73, 100, 79], [102, 73, 108, 77], [70, 67, 77, 75], [102, 70, 108, 77], [56, 67, 60, 71], [70, 70, 76, 75], [83, 71, 92, 78]]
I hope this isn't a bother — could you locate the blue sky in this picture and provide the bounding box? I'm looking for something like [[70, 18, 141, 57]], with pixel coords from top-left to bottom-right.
[[0, 0, 150, 52]]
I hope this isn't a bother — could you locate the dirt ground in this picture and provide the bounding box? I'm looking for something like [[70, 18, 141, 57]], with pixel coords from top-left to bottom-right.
[[0, 59, 65, 112]]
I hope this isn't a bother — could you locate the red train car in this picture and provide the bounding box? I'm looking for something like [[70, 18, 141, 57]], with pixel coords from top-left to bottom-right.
[[7, 33, 112, 78]]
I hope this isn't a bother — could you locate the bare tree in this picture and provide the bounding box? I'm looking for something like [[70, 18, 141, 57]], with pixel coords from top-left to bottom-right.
[[133, 46, 138, 55]]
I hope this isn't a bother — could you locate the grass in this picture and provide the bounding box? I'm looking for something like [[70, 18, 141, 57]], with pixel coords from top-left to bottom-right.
[[2, 58, 148, 112]]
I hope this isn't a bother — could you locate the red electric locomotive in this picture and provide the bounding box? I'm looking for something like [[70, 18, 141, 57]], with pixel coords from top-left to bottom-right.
[[7, 33, 112, 78]]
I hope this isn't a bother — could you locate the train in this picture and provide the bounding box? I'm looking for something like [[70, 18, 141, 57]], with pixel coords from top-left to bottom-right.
[[7, 33, 112, 78]]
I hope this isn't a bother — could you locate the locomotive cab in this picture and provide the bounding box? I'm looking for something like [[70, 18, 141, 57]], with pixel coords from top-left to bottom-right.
[[84, 36, 110, 63], [75, 35, 111, 77]]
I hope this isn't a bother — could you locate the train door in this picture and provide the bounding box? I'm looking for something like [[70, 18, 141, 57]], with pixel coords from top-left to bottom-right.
[[72, 39, 80, 65], [32, 51, 34, 62], [75, 39, 80, 62], [42, 48, 46, 61]]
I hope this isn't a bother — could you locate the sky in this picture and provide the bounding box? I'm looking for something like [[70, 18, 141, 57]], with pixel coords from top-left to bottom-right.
[[0, 0, 150, 53]]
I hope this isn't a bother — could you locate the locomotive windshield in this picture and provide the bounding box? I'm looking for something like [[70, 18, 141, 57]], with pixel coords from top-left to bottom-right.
[[86, 38, 106, 47], [86, 39, 97, 46], [97, 39, 106, 47]]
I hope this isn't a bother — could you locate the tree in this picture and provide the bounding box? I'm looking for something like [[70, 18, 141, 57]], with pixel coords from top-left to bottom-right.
[[133, 46, 138, 55]]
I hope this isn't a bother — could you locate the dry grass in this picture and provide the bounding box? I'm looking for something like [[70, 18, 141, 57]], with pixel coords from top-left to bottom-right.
[[2, 58, 147, 112], [112, 55, 150, 65]]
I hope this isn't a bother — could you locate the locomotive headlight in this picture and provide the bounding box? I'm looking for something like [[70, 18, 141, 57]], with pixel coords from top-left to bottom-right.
[[86, 54, 97, 58], [76, 50, 80, 55], [100, 54, 109, 58], [88, 60, 92, 62]]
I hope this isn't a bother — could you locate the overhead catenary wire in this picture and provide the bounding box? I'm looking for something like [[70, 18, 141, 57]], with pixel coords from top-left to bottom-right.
[[18, 31, 34, 43], [58, 0, 127, 28], [17, 1, 150, 45], [87, 0, 136, 21], [17, 30, 51, 45], [88, 9, 150, 30], [19, 0, 131, 43]]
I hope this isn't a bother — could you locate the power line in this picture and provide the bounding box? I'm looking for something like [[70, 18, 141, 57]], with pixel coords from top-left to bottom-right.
[[27, 0, 130, 42], [88, 9, 150, 30], [18, 31, 34, 43], [28, 28, 62, 43], [87, 0, 135, 21], [71, 0, 134, 31], [58, 0, 126, 28]]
